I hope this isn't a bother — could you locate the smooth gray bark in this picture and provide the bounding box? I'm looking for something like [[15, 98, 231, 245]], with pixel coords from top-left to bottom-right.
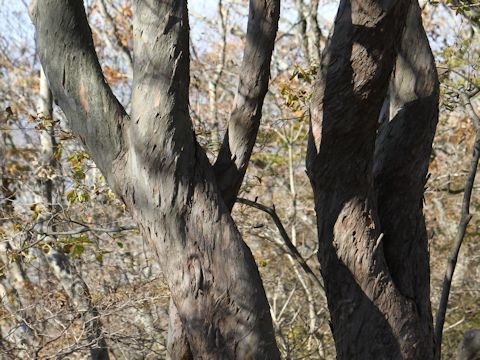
[[306, 0, 437, 358], [31, 1, 280, 358]]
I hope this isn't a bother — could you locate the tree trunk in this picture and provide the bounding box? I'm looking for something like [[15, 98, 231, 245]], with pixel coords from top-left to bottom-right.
[[167, 298, 193, 360], [36, 68, 110, 360], [373, 2, 438, 357], [30, 1, 280, 358], [306, 0, 438, 358], [167, 0, 280, 356]]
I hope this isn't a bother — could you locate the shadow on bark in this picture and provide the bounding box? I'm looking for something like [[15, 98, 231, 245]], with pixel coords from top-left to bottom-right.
[[307, 0, 436, 358], [31, 0, 280, 358], [320, 248, 403, 358], [374, 2, 438, 354]]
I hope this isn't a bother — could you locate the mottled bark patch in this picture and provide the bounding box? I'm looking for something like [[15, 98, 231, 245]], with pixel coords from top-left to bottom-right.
[[79, 83, 90, 114]]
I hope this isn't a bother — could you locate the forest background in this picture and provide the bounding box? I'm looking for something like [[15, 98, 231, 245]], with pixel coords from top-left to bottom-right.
[[0, 0, 479, 358]]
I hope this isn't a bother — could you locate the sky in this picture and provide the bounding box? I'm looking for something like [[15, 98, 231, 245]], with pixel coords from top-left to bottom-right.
[[0, 0, 469, 84], [0, 0, 339, 53]]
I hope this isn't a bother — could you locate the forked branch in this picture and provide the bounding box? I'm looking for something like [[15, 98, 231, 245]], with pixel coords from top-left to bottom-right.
[[213, 0, 280, 210], [237, 197, 324, 291]]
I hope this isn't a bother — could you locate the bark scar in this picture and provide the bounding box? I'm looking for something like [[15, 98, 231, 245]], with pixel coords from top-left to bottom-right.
[[79, 83, 90, 114], [189, 256, 204, 298]]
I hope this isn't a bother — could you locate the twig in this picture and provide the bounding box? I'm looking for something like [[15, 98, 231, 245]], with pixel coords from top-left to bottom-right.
[[97, 0, 133, 75], [461, 93, 480, 130], [444, 317, 466, 332], [437, 66, 480, 97], [15, 221, 137, 254], [434, 92, 480, 359], [37, 224, 137, 236], [236, 197, 324, 291]]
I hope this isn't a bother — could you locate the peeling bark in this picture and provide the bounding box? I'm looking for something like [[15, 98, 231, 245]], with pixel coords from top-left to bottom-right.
[[31, 1, 280, 358], [30, 0, 128, 190], [306, 0, 437, 358], [167, 298, 193, 360], [170, 0, 280, 356]]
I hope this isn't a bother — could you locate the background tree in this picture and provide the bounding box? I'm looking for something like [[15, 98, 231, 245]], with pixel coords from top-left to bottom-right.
[[0, 0, 479, 359]]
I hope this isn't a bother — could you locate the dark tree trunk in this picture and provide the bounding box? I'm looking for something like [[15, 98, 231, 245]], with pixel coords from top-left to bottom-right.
[[373, 2, 439, 357], [306, 0, 438, 358], [168, 0, 280, 357], [30, 0, 280, 358]]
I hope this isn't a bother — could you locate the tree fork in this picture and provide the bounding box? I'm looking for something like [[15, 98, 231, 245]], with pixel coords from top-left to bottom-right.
[[31, 0, 280, 358]]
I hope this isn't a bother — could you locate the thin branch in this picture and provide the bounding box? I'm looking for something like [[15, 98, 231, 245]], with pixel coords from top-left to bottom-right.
[[37, 224, 137, 237], [442, 0, 480, 29], [236, 197, 324, 291], [461, 93, 480, 130], [213, 0, 280, 210], [435, 92, 480, 359], [437, 66, 480, 96], [97, 0, 133, 76], [208, 0, 227, 130]]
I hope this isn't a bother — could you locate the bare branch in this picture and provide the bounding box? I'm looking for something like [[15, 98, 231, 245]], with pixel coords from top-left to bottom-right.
[[445, 0, 480, 28], [37, 224, 137, 237], [213, 0, 280, 210], [435, 93, 480, 358], [461, 92, 480, 130], [30, 0, 128, 186], [237, 197, 324, 291], [96, 0, 133, 77], [208, 0, 227, 133]]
